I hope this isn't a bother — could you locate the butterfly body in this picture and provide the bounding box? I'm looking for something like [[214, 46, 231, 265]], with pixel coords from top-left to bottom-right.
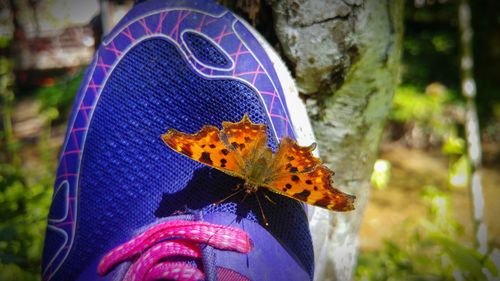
[[242, 152, 273, 188], [162, 114, 355, 212]]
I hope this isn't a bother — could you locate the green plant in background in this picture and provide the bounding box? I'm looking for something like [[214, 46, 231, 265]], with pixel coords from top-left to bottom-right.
[[421, 186, 497, 280], [0, 162, 54, 281], [0, 57, 17, 164], [390, 83, 460, 144], [36, 69, 84, 123], [371, 159, 391, 190], [0, 58, 81, 281], [390, 83, 471, 190], [356, 185, 498, 281], [442, 134, 470, 189]]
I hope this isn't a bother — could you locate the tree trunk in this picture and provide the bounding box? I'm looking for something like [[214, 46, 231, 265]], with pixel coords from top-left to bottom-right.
[[458, 0, 487, 256], [99, 0, 112, 35], [267, 0, 404, 280]]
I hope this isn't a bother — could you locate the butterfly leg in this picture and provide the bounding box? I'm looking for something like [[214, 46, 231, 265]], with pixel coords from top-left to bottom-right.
[[255, 192, 269, 226], [213, 186, 244, 205], [262, 190, 277, 205]]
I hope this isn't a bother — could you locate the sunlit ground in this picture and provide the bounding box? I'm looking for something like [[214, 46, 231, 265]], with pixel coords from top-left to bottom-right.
[[360, 143, 500, 250]]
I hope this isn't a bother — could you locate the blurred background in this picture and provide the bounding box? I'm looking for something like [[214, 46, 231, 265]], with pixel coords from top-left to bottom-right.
[[0, 0, 499, 280]]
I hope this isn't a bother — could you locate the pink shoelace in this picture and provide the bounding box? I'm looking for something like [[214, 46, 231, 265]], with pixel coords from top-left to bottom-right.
[[98, 220, 251, 281]]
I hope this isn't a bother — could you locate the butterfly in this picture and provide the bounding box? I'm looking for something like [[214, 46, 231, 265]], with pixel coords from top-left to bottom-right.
[[162, 114, 355, 213]]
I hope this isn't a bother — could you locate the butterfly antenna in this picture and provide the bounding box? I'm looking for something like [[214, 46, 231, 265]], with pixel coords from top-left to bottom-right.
[[213, 187, 244, 206], [255, 192, 269, 227]]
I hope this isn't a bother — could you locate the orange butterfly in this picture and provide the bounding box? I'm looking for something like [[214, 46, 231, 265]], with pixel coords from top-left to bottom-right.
[[162, 114, 355, 212]]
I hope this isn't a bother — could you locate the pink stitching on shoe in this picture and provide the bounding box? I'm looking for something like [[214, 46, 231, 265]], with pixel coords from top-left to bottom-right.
[[97, 220, 251, 281]]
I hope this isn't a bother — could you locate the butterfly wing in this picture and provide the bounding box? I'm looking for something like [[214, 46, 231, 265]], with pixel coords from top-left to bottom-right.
[[220, 114, 268, 157], [263, 137, 355, 211], [219, 114, 273, 173], [162, 125, 245, 178], [270, 137, 321, 174], [163, 116, 355, 211]]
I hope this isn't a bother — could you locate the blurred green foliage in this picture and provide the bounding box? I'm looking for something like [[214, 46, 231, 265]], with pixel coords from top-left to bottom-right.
[[443, 134, 470, 189], [403, 0, 500, 132], [356, 186, 498, 281], [0, 162, 53, 281], [35, 70, 84, 122], [389, 84, 470, 188], [371, 159, 391, 190], [390, 84, 458, 141], [402, 1, 459, 91], [1, 53, 81, 279]]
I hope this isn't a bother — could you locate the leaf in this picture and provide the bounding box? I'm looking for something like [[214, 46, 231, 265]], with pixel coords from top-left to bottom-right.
[[483, 255, 499, 277], [429, 235, 492, 280], [0, 263, 39, 281], [442, 135, 465, 155], [448, 155, 470, 188], [371, 159, 391, 190]]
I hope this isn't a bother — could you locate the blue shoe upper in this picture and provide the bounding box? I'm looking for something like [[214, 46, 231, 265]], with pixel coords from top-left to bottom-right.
[[43, 1, 313, 280]]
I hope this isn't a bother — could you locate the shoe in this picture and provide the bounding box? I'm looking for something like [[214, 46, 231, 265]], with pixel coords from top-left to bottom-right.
[[42, 0, 315, 280]]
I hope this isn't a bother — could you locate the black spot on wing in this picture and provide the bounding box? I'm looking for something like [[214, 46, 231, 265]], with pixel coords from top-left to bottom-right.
[[199, 152, 213, 165], [231, 142, 246, 151], [314, 197, 331, 208], [231, 142, 238, 149], [293, 190, 311, 201], [291, 175, 300, 182]]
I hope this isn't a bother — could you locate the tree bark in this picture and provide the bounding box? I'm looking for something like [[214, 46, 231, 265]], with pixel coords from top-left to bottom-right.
[[267, 0, 404, 280]]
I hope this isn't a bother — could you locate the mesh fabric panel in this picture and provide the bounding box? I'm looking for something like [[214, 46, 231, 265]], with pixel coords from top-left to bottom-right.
[[183, 31, 230, 67], [217, 267, 251, 281]]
